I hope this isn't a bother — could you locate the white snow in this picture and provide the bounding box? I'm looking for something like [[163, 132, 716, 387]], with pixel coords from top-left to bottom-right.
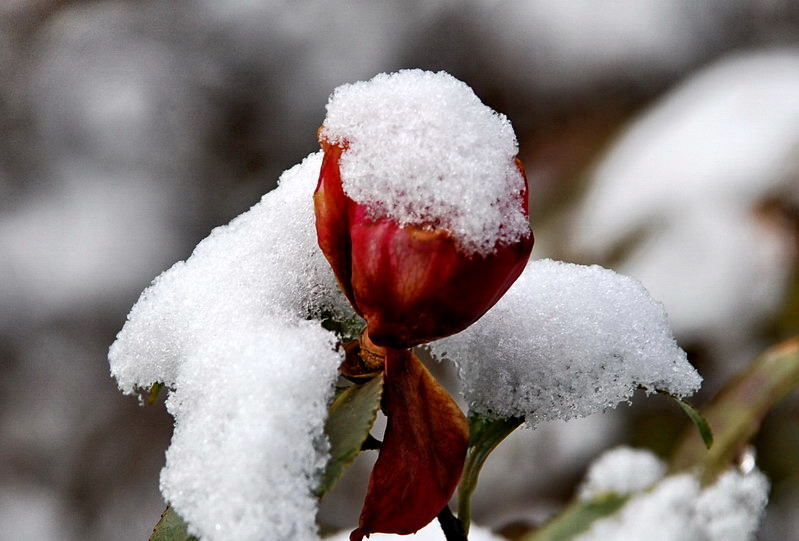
[[327, 521, 506, 541], [109, 152, 352, 392], [575, 448, 770, 541], [573, 51, 799, 235], [578, 446, 666, 500], [430, 259, 701, 423], [320, 69, 529, 256], [696, 470, 771, 541], [161, 321, 341, 541], [569, 50, 799, 353], [109, 152, 351, 540]]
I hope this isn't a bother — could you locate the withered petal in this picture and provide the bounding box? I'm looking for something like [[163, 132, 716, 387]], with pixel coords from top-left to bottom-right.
[[352, 349, 469, 539]]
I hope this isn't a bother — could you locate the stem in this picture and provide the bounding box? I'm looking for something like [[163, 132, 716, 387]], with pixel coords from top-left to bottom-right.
[[457, 415, 524, 535], [437, 505, 467, 541]]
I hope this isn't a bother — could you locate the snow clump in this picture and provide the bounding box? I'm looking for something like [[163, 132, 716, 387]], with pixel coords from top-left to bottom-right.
[[430, 259, 702, 423], [578, 446, 667, 500], [320, 69, 530, 257], [109, 152, 351, 541], [109, 152, 351, 392], [575, 448, 770, 541]]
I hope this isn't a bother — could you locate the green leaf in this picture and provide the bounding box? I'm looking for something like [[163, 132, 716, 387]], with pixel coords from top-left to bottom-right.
[[521, 493, 629, 541], [320, 312, 366, 342], [457, 413, 524, 535], [670, 336, 799, 485], [669, 395, 713, 449], [150, 505, 197, 541], [148, 381, 165, 405], [316, 374, 384, 498]]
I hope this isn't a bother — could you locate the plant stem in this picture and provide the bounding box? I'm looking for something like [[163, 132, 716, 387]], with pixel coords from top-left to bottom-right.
[[437, 505, 468, 541], [457, 415, 524, 535]]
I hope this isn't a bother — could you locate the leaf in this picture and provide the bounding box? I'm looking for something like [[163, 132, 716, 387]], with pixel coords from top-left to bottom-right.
[[521, 493, 628, 541], [670, 336, 799, 485], [148, 381, 165, 405], [669, 394, 713, 449], [457, 413, 524, 535], [316, 374, 384, 498], [320, 312, 366, 343], [150, 505, 197, 541]]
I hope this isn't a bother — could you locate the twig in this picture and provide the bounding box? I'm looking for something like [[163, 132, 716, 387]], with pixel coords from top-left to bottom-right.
[[437, 505, 468, 541]]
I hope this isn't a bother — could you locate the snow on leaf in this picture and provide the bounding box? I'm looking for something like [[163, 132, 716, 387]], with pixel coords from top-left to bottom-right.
[[430, 259, 701, 424]]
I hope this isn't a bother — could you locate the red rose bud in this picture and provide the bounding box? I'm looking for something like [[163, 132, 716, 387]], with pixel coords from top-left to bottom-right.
[[314, 139, 534, 349]]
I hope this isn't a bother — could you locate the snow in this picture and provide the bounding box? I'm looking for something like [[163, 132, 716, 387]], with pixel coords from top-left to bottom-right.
[[109, 152, 351, 540], [327, 521, 506, 541], [569, 50, 799, 350], [575, 448, 770, 541], [696, 470, 771, 541], [109, 152, 352, 392], [160, 321, 341, 541], [320, 69, 529, 257], [578, 447, 666, 500], [573, 51, 799, 233], [109, 70, 708, 539], [430, 259, 701, 423]]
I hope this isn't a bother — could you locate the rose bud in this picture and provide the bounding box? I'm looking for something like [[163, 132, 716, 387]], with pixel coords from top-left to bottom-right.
[[314, 139, 533, 349], [314, 71, 533, 349], [315, 70, 534, 539]]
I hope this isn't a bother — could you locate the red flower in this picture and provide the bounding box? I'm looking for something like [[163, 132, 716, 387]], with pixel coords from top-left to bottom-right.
[[314, 133, 533, 539], [315, 139, 534, 350]]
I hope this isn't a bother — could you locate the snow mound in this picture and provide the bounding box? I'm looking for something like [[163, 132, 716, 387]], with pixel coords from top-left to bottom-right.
[[109, 152, 350, 540], [320, 69, 529, 256], [578, 446, 666, 500], [576, 448, 769, 541], [430, 259, 701, 423]]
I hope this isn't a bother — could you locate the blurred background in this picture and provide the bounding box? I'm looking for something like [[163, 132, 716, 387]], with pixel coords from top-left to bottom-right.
[[1, 1, 798, 539]]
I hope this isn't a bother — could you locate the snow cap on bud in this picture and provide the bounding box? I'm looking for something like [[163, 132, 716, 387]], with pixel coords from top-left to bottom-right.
[[315, 70, 533, 349]]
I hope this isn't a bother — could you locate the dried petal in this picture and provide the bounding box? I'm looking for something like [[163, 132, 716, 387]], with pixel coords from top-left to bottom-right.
[[351, 349, 469, 540]]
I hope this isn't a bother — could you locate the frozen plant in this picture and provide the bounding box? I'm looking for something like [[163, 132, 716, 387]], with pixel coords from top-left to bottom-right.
[[111, 70, 708, 541]]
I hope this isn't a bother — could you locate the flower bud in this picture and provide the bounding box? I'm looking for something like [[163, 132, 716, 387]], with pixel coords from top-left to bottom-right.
[[314, 139, 534, 349]]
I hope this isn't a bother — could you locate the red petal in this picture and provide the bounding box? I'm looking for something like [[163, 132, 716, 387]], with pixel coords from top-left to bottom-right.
[[315, 138, 534, 349], [349, 214, 532, 349], [351, 349, 469, 540], [314, 141, 359, 311]]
